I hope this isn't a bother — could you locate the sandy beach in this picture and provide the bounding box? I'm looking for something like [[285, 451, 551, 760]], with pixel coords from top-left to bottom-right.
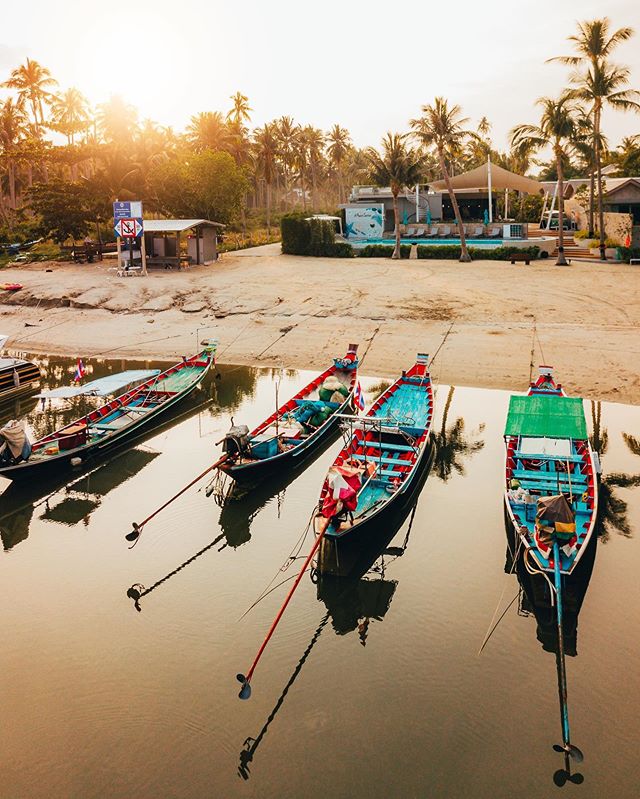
[[1, 244, 638, 404]]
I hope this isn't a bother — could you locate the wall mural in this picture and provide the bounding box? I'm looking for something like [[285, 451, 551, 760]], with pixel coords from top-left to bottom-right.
[[345, 205, 384, 239]]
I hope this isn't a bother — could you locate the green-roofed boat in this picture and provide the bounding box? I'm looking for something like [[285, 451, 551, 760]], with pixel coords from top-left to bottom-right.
[[503, 372, 599, 577]]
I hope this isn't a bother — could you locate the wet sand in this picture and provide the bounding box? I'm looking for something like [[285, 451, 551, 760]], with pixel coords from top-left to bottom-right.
[[1, 245, 638, 404]]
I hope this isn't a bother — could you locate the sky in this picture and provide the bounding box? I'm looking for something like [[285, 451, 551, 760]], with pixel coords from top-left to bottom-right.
[[1, 0, 639, 154]]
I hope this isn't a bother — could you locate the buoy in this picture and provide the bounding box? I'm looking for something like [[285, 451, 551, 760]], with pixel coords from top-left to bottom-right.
[[70, 457, 82, 467]]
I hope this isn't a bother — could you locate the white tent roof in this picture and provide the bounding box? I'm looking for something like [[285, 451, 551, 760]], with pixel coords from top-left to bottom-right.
[[143, 219, 224, 232], [430, 163, 544, 195]]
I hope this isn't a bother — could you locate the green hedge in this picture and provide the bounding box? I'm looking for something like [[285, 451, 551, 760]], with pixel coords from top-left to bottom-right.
[[358, 244, 541, 260], [281, 213, 352, 257], [618, 246, 640, 263]]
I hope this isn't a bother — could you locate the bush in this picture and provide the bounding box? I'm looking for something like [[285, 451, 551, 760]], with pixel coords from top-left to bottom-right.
[[280, 213, 351, 257], [574, 229, 589, 240], [359, 244, 411, 258], [618, 246, 640, 263], [416, 244, 541, 260]]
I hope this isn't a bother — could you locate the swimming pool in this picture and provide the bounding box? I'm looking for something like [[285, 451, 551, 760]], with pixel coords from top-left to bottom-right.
[[349, 238, 510, 248]]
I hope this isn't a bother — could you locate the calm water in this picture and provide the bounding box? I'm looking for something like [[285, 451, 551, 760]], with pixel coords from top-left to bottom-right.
[[1, 356, 639, 799]]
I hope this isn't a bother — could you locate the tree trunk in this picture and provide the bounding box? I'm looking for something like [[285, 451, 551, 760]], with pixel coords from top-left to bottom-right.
[[8, 159, 17, 208], [594, 105, 606, 261], [555, 147, 569, 266], [392, 193, 401, 259], [588, 168, 595, 238], [438, 149, 470, 262], [266, 181, 271, 239]]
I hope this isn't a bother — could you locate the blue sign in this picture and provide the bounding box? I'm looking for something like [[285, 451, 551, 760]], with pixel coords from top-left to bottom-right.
[[113, 201, 142, 220]]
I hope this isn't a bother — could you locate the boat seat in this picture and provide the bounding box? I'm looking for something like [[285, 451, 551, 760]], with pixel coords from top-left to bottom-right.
[[364, 441, 415, 452], [514, 451, 583, 463], [513, 469, 587, 484], [377, 467, 409, 478], [351, 453, 408, 465]]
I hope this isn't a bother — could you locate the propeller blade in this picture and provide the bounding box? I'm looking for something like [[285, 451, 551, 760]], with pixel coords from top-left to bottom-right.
[[126, 522, 141, 542], [568, 745, 584, 763], [553, 769, 569, 787], [568, 773, 584, 784], [237, 673, 251, 700]]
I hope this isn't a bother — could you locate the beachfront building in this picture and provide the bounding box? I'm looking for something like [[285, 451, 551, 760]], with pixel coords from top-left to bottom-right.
[[118, 218, 224, 273]]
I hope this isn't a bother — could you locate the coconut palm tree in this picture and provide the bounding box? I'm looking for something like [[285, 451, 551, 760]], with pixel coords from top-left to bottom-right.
[[253, 123, 277, 237], [327, 124, 351, 204], [549, 18, 640, 260], [410, 98, 472, 262], [2, 58, 57, 134], [365, 132, 422, 259], [227, 92, 252, 126], [511, 95, 581, 266], [98, 95, 138, 145], [431, 387, 485, 482], [301, 126, 325, 210], [274, 116, 298, 207], [186, 111, 229, 153], [49, 88, 89, 145], [610, 135, 640, 176], [0, 98, 27, 208]]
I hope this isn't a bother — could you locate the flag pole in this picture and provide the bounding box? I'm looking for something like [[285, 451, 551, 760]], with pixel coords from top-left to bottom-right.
[[487, 155, 493, 224]]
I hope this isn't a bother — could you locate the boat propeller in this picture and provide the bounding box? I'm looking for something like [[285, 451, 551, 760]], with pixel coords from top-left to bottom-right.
[[125, 522, 141, 542], [553, 768, 584, 787], [236, 674, 252, 700], [553, 743, 584, 763]]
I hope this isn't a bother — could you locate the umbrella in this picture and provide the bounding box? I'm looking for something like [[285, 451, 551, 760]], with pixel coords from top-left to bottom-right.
[[402, 210, 408, 225], [426, 207, 432, 225], [483, 208, 489, 225]]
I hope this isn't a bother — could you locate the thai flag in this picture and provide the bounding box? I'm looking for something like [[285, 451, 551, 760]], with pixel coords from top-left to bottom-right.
[[354, 381, 365, 411], [73, 359, 86, 383]]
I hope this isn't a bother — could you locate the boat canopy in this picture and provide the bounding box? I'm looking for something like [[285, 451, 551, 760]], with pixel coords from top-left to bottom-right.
[[504, 395, 587, 440], [36, 369, 160, 400]]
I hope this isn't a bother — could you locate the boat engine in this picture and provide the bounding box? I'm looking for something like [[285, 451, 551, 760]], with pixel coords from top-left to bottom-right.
[[222, 423, 250, 459]]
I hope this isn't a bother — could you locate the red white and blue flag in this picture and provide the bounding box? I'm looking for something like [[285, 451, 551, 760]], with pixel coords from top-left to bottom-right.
[[73, 359, 86, 384], [354, 381, 365, 411]]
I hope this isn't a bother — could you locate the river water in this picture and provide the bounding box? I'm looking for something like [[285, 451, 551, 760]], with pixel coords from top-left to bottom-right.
[[1, 355, 639, 799]]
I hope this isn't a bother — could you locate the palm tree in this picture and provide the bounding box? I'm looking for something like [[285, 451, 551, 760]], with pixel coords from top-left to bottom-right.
[[511, 95, 581, 266], [327, 124, 351, 203], [301, 126, 325, 210], [253, 123, 277, 238], [0, 98, 27, 208], [227, 92, 252, 126], [97, 95, 138, 144], [572, 110, 608, 237], [410, 98, 472, 262], [610, 135, 640, 175], [431, 387, 485, 481], [49, 88, 89, 145], [186, 111, 229, 152], [2, 58, 57, 134], [274, 116, 298, 207], [550, 18, 639, 260], [365, 132, 422, 259]]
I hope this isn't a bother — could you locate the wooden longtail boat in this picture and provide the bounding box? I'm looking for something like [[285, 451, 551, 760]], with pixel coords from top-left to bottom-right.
[[0, 335, 40, 402], [313, 353, 434, 570], [218, 345, 359, 484], [0, 343, 217, 481], [528, 365, 566, 397], [504, 381, 598, 575]]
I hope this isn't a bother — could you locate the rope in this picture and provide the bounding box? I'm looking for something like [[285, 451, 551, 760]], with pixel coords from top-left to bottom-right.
[[528, 319, 536, 385]]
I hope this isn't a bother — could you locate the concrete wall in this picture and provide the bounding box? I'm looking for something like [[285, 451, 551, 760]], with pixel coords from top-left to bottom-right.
[[604, 212, 633, 245]]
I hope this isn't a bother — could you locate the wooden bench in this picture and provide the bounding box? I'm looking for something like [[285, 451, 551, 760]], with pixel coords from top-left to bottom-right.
[[510, 253, 532, 265]]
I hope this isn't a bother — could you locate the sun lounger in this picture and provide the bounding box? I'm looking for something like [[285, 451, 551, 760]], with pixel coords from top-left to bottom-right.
[[438, 226, 451, 237], [470, 226, 484, 238], [426, 226, 439, 238], [486, 227, 501, 238], [413, 227, 425, 238], [405, 227, 417, 237]]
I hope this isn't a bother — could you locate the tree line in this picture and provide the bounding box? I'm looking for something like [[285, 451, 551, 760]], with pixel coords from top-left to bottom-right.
[[0, 17, 638, 255]]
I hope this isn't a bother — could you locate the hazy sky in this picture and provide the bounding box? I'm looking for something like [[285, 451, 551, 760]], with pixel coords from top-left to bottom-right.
[[1, 0, 639, 153]]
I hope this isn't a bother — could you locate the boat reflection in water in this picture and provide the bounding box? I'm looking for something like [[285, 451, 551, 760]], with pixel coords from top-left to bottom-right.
[[237, 497, 419, 780], [506, 518, 597, 787], [0, 447, 161, 551]]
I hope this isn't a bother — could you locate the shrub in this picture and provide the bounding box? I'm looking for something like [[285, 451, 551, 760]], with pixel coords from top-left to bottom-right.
[[574, 229, 589, 240], [618, 247, 640, 263], [280, 213, 349, 256], [359, 244, 411, 258], [355, 243, 541, 261]]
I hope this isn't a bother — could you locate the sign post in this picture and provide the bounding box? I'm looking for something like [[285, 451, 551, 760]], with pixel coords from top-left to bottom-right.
[[113, 201, 145, 274]]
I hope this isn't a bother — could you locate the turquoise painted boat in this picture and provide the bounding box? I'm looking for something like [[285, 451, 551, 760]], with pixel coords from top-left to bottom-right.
[[314, 354, 434, 574], [0, 343, 217, 482], [503, 390, 598, 575]]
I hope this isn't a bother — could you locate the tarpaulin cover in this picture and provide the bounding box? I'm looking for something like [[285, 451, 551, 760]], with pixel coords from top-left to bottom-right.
[[37, 369, 160, 399], [536, 494, 576, 543], [504, 395, 587, 440]]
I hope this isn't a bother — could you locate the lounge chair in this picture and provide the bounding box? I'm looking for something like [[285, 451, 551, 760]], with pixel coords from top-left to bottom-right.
[[486, 227, 501, 238], [438, 226, 451, 237], [470, 226, 484, 238], [413, 227, 426, 238], [426, 226, 439, 238], [405, 227, 417, 237]]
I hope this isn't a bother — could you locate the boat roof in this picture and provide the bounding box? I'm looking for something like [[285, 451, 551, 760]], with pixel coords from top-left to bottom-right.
[[36, 369, 160, 399], [504, 395, 587, 440]]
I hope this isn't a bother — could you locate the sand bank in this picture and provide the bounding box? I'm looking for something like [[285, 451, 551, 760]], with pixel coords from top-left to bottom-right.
[[1, 245, 638, 404]]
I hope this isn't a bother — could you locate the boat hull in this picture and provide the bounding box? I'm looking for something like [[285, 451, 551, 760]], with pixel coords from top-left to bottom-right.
[[318, 439, 434, 577], [0, 356, 212, 482]]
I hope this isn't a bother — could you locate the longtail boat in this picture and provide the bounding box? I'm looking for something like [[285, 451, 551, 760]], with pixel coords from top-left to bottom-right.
[[504, 374, 598, 575], [313, 353, 434, 571], [528, 364, 566, 397], [0, 334, 41, 402], [218, 344, 359, 484], [0, 342, 217, 481], [503, 370, 599, 773]]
